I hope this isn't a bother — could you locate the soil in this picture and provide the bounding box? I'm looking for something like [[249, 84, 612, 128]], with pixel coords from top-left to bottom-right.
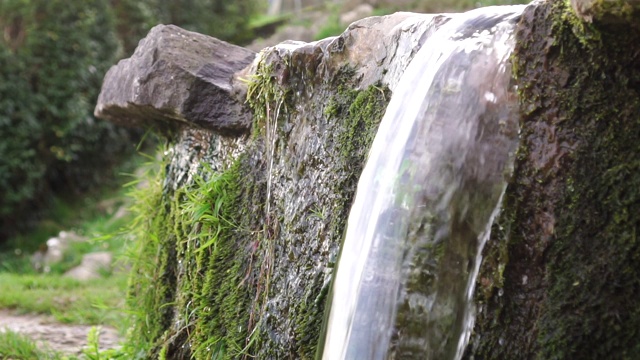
[[0, 309, 120, 355]]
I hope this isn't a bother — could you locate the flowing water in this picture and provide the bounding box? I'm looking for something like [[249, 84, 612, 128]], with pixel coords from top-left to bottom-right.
[[320, 5, 525, 360]]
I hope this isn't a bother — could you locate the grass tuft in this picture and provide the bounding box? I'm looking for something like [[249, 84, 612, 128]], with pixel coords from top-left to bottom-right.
[[0, 330, 67, 360]]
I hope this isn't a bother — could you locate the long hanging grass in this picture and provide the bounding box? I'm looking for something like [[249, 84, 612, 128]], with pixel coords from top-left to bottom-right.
[[117, 147, 169, 358]]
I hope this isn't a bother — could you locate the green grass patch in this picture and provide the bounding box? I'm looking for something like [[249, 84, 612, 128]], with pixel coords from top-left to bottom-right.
[[0, 185, 134, 335], [0, 151, 154, 356], [0, 330, 68, 360], [0, 273, 127, 329], [0, 327, 124, 360]]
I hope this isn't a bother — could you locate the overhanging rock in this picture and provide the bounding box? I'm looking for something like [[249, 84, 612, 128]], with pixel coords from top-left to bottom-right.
[[94, 25, 256, 135]]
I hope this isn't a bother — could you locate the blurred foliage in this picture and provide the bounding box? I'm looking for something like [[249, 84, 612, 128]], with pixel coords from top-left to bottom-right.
[[0, 0, 138, 240], [404, 0, 529, 13], [109, 0, 159, 55], [111, 0, 262, 54], [0, 0, 260, 241], [312, 0, 530, 41], [156, 0, 261, 45]]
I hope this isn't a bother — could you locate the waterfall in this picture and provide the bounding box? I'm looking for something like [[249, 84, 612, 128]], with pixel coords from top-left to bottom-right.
[[320, 5, 525, 360]]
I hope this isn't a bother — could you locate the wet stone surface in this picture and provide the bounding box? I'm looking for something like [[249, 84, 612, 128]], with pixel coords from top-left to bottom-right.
[[97, 12, 459, 359]]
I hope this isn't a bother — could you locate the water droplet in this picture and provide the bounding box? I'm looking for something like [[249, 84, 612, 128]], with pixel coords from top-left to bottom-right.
[[484, 91, 497, 103], [498, 288, 504, 296]]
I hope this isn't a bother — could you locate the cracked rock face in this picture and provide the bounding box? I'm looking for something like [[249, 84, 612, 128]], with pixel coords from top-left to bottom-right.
[[94, 25, 256, 135]]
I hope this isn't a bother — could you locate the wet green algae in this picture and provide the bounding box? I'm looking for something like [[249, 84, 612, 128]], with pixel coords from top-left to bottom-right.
[[468, 1, 640, 359], [123, 52, 390, 358]]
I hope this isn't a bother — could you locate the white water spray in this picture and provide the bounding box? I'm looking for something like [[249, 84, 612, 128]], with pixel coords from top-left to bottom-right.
[[321, 5, 525, 359]]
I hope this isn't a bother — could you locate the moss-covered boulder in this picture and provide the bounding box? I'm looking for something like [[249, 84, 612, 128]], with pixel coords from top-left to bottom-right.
[[95, 12, 453, 359], [466, 1, 640, 359], [95, 1, 640, 358]]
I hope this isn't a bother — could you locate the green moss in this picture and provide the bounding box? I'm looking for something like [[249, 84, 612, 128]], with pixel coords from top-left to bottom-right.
[[246, 57, 390, 358], [310, 80, 390, 359], [121, 151, 178, 356], [562, 0, 602, 46], [167, 160, 252, 359], [535, 3, 640, 358], [587, 0, 639, 23], [335, 84, 390, 162], [469, 1, 640, 358], [244, 54, 391, 357], [124, 48, 390, 358], [246, 59, 291, 136], [121, 144, 265, 359]]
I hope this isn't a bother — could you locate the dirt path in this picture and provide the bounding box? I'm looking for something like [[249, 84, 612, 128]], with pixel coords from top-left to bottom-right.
[[0, 309, 120, 355]]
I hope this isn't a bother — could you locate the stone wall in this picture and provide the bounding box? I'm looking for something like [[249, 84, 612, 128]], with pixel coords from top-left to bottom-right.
[[95, 1, 640, 358], [467, 1, 640, 358], [96, 13, 452, 358]]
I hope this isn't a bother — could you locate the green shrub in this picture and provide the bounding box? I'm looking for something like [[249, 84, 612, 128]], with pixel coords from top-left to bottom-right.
[[109, 0, 157, 55], [0, 0, 135, 240], [0, 0, 261, 241], [155, 0, 261, 45]]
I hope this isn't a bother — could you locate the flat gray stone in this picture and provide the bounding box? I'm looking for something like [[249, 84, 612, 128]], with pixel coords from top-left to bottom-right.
[[94, 25, 256, 135], [64, 252, 112, 281]]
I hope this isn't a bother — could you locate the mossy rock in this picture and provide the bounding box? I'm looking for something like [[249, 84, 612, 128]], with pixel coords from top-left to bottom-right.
[[467, 1, 640, 358]]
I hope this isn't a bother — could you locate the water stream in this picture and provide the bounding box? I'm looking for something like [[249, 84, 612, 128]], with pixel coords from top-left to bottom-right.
[[320, 5, 525, 359]]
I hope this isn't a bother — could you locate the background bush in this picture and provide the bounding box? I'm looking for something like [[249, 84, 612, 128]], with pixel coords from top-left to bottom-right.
[[111, 0, 261, 56], [155, 0, 261, 46], [0, 0, 132, 240], [0, 0, 260, 241]]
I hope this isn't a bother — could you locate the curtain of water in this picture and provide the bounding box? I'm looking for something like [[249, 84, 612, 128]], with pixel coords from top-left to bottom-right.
[[320, 5, 525, 360]]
